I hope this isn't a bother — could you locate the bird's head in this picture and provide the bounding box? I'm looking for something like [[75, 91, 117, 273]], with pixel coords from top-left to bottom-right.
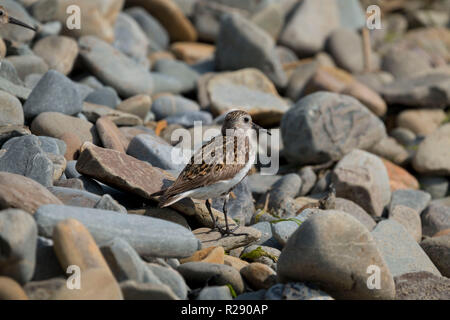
[[221, 110, 270, 136]]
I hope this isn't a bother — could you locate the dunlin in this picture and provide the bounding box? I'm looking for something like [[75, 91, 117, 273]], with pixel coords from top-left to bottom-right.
[[154, 110, 269, 235]]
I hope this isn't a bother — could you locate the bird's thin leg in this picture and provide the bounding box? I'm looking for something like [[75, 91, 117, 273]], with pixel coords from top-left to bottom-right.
[[223, 192, 230, 234], [205, 198, 218, 230], [218, 191, 248, 237]]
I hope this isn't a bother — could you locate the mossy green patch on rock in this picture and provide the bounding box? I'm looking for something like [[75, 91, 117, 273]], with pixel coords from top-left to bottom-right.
[[240, 246, 278, 263]]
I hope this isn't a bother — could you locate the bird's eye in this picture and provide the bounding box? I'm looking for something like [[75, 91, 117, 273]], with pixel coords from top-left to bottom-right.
[[244, 117, 250, 123]]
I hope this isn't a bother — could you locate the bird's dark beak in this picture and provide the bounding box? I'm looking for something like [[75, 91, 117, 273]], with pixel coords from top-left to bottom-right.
[[8, 16, 37, 31], [252, 122, 271, 135]]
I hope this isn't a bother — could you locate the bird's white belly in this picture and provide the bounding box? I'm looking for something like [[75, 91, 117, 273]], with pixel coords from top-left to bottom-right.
[[182, 149, 255, 200]]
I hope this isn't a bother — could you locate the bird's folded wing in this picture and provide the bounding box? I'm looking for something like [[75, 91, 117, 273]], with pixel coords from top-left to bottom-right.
[[162, 136, 249, 197]]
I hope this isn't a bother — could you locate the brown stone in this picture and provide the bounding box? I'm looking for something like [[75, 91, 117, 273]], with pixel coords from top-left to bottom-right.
[[180, 246, 225, 264], [148, 50, 175, 65], [342, 80, 387, 117], [116, 94, 152, 120], [382, 158, 419, 191], [171, 42, 215, 64], [306, 66, 387, 116], [53, 268, 123, 300], [397, 109, 446, 136], [96, 116, 126, 153], [54, 178, 84, 190], [193, 227, 261, 251], [33, 35, 79, 75], [127, 0, 197, 42], [0, 172, 62, 214], [75, 142, 172, 199], [0, 277, 28, 300], [0, 38, 6, 59], [52, 219, 112, 272], [434, 229, 450, 237], [395, 271, 450, 300], [420, 235, 450, 277], [83, 102, 143, 126], [118, 126, 150, 150], [223, 255, 249, 272], [31, 112, 99, 145], [59, 132, 82, 161], [51, 219, 123, 300], [240, 262, 277, 290]]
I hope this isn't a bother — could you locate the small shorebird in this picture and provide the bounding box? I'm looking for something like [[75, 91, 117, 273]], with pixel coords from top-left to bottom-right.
[[154, 110, 270, 235], [0, 6, 37, 31]]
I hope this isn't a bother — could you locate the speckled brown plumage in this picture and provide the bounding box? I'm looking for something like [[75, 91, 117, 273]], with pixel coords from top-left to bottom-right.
[[158, 134, 250, 206]]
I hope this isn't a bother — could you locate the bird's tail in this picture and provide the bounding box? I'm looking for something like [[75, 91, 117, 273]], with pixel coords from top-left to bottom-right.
[[150, 189, 177, 208], [150, 189, 168, 208]]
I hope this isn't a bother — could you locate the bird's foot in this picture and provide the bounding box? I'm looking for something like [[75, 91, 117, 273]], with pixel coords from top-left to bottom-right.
[[216, 223, 248, 237]]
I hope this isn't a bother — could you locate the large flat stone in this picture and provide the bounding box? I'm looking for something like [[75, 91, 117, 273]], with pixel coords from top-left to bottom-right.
[[34, 204, 201, 258]]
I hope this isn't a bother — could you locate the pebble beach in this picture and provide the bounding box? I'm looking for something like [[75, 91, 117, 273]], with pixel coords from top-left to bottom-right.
[[0, 0, 449, 300]]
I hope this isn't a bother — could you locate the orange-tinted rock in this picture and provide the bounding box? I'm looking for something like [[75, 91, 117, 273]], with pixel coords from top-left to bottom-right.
[[434, 229, 450, 237], [0, 172, 62, 214], [224, 255, 249, 272], [127, 0, 197, 42], [148, 51, 175, 65], [59, 132, 82, 161], [52, 268, 123, 300], [52, 218, 112, 272], [180, 246, 225, 264], [382, 158, 419, 191], [306, 66, 387, 116], [0, 38, 6, 59], [0, 276, 28, 300], [240, 262, 277, 290], [171, 42, 215, 64], [51, 219, 123, 299], [96, 116, 126, 153]]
